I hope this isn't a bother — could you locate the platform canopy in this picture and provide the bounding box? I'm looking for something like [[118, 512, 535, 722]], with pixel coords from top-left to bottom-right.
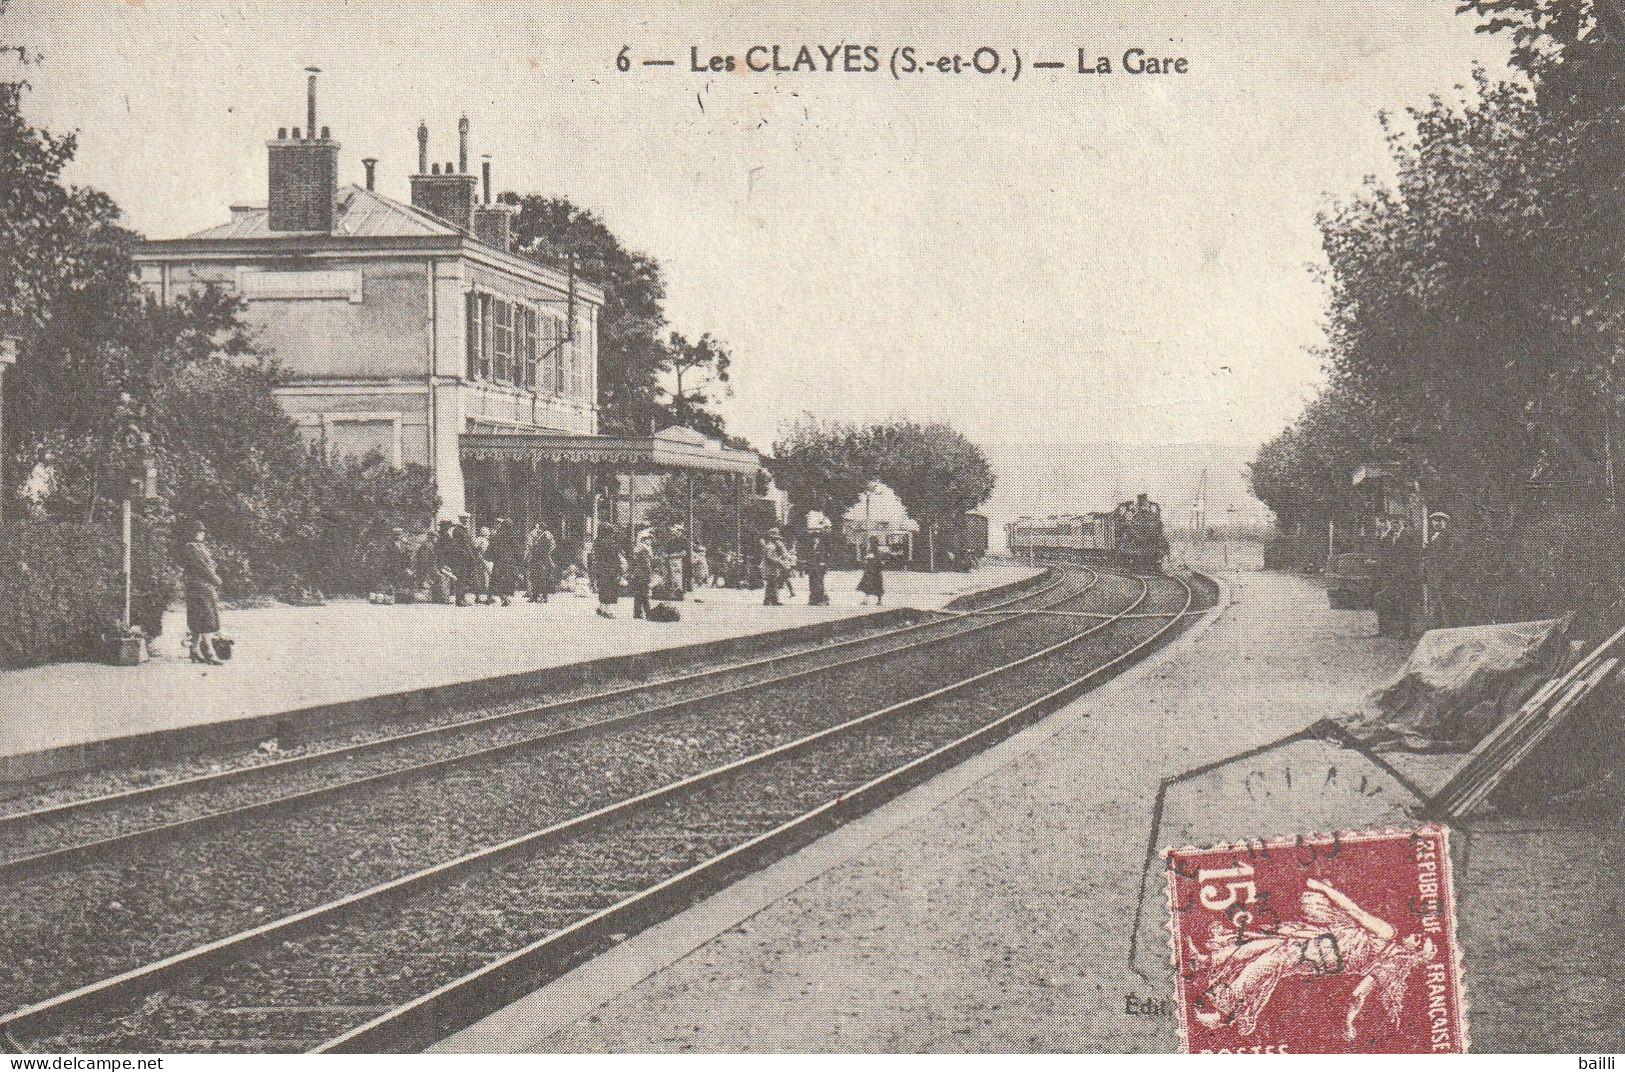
[[460, 425, 761, 477]]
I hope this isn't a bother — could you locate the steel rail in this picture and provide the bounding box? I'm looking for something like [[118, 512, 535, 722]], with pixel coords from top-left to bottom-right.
[[1, 569, 1064, 833], [0, 571, 1080, 877], [324, 571, 1197, 1054], [1, 566, 1156, 1043]]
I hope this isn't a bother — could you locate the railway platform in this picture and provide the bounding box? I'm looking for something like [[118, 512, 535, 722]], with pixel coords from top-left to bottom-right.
[[0, 564, 1037, 783], [436, 568, 1413, 1053]]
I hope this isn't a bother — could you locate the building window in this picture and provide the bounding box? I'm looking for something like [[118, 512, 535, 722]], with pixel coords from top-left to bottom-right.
[[493, 298, 514, 384], [541, 313, 564, 396], [465, 291, 482, 380], [479, 294, 494, 381], [569, 318, 586, 398], [522, 307, 537, 391]]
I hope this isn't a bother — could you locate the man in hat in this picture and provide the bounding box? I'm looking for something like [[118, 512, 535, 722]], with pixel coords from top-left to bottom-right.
[[1373, 516, 1419, 638], [802, 525, 831, 606], [760, 527, 790, 606], [629, 526, 657, 620], [1423, 510, 1457, 628]]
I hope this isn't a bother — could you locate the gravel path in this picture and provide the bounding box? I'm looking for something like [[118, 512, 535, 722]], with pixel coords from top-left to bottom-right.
[[21, 571, 1196, 1053]]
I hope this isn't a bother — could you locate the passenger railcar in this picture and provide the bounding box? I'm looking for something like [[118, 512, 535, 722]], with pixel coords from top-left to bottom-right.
[[1006, 493, 1169, 572]]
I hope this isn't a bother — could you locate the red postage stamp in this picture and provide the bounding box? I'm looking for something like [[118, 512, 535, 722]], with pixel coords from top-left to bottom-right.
[[1164, 826, 1467, 1054]]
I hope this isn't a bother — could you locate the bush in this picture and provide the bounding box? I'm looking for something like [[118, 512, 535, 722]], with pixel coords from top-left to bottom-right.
[[0, 520, 120, 668], [0, 518, 179, 669]]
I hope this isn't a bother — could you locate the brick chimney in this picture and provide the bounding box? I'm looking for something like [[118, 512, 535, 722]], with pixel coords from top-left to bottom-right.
[[409, 119, 477, 232], [267, 67, 340, 232], [471, 154, 517, 250]]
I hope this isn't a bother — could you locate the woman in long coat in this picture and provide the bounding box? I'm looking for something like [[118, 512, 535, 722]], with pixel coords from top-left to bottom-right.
[[526, 524, 557, 603], [857, 540, 886, 606], [590, 524, 626, 619], [181, 523, 225, 664]]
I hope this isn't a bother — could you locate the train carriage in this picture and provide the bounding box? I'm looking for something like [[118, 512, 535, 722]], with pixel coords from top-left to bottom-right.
[[1006, 493, 1168, 572]]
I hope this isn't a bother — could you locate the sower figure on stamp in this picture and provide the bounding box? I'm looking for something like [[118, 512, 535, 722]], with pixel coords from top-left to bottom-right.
[[1187, 878, 1435, 1041]]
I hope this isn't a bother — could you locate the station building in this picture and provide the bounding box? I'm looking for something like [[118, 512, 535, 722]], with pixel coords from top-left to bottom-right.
[[134, 71, 759, 548]]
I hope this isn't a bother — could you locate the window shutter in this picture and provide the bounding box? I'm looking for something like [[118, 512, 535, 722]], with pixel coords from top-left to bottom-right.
[[465, 291, 482, 380], [524, 307, 538, 390]]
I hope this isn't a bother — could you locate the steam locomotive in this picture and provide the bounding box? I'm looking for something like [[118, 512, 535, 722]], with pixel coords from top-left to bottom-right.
[[1005, 493, 1170, 572]]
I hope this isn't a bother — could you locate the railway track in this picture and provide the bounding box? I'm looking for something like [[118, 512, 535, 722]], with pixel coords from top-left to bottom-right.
[[0, 568, 1080, 872], [0, 568, 1125, 1012], [3, 564, 1205, 1053]]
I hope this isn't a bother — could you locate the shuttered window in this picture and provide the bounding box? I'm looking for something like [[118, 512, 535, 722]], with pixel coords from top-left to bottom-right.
[[522, 307, 538, 391], [492, 299, 514, 384]]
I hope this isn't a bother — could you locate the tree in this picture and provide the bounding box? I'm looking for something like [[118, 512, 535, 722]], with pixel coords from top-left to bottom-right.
[[503, 194, 674, 436], [863, 421, 996, 532], [1458, 0, 1625, 104], [769, 418, 874, 530], [663, 331, 731, 438], [503, 193, 744, 441], [1251, 0, 1625, 616], [2, 22, 436, 599]]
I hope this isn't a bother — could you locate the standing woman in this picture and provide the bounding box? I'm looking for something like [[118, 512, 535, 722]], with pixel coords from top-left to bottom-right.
[[590, 523, 626, 619], [526, 523, 557, 603], [181, 523, 225, 665], [857, 538, 886, 607]]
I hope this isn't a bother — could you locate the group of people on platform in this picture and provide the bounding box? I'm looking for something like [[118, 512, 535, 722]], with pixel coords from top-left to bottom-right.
[[376, 518, 897, 619], [398, 517, 578, 609], [1370, 510, 1455, 638], [757, 528, 887, 608], [130, 517, 909, 668]]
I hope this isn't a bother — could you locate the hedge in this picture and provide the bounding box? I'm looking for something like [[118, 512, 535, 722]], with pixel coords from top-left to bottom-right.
[[0, 519, 176, 669]]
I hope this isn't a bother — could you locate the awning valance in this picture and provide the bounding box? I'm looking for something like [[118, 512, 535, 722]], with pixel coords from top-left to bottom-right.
[[461, 429, 761, 477]]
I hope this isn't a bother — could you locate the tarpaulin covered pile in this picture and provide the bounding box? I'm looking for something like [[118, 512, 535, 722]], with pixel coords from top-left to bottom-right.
[[1337, 618, 1573, 752]]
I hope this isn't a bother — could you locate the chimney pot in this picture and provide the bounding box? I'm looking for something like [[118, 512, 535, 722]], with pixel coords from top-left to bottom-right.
[[292, 127, 301, 140], [481, 154, 492, 204], [305, 66, 320, 141], [446, 161, 454, 175], [321, 125, 330, 140], [277, 127, 287, 140], [362, 157, 378, 191], [431, 162, 440, 175], [458, 115, 469, 174], [416, 120, 428, 174]]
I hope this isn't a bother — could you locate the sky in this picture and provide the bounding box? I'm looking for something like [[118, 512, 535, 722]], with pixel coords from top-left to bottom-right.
[[9, 1, 1510, 526]]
